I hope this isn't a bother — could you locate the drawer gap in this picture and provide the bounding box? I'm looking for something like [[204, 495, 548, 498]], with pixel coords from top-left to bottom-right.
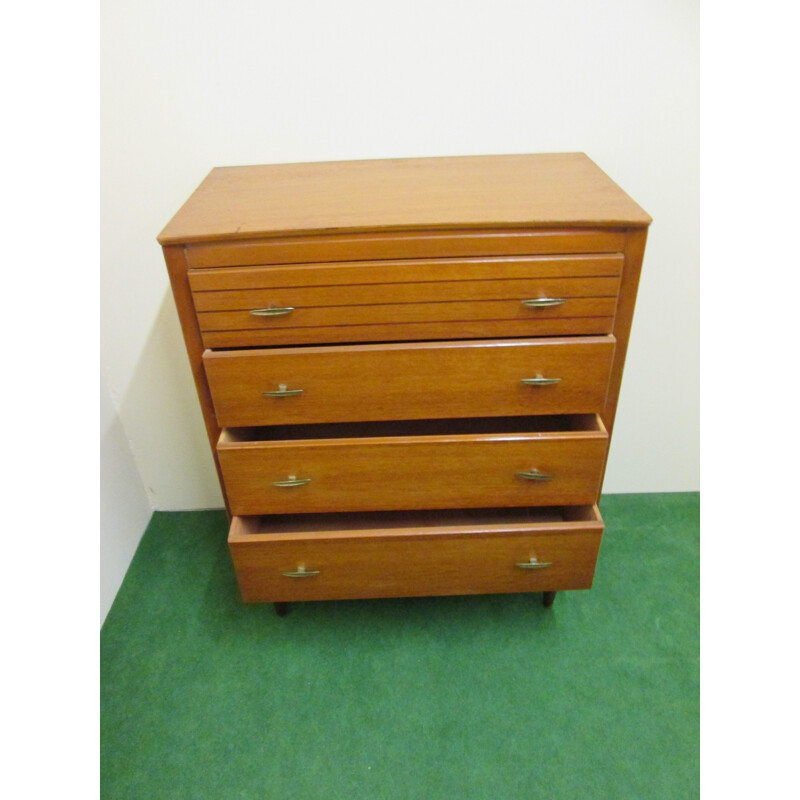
[[207, 332, 610, 352], [223, 414, 603, 443], [231, 504, 603, 538]]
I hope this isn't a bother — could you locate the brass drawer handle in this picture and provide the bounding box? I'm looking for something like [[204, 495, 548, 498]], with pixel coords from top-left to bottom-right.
[[263, 384, 304, 397], [521, 297, 566, 308], [516, 469, 553, 482], [272, 476, 312, 488], [520, 376, 562, 387], [249, 306, 294, 317], [516, 557, 553, 570], [281, 565, 320, 578]]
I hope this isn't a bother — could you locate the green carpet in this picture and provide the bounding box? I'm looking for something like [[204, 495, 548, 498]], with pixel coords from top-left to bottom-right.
[[101, 493, 699, 799]]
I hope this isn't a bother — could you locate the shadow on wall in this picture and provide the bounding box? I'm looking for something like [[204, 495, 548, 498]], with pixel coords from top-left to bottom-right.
[[118, 288, 223, 511]]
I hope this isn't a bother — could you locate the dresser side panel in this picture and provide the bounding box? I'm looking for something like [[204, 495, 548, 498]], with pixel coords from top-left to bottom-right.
[[602, 228, 648, 437], [162, 244, 231, 517]]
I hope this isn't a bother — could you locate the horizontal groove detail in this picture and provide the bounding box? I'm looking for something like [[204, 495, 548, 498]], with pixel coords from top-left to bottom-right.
[[199, 314, 615, 334], [189, 272, 622, 293]]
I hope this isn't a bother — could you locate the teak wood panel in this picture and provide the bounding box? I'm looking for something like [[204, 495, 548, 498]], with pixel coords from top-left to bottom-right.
[[603, 228, 648, 436], [203, 338, 616, 427], [193, 274, 619, 314], [157, 154, 651, 245], [188, 254, 624, 293], [228, 506, 604, 602], [162, 245, 230, 515], [217, 421, 608, 516], [184, 229, 627, 268], [201, 317, 617, 348], [197, 297, 617, 335]]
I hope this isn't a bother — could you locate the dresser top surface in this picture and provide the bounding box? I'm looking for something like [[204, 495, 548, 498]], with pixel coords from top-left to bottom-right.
[[158, 153, 651, 245]]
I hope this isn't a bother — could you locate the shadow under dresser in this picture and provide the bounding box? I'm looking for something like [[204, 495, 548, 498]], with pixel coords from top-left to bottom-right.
[[158, 153, 650, 615]]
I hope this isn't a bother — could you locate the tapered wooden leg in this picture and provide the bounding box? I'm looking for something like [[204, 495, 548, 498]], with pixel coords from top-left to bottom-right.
[[542, 591, 556, 608], [274, 602, 289, 617]]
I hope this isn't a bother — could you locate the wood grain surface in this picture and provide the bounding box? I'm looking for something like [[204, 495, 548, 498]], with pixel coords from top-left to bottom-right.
[[228, 505, 604, 602], [201, 317, 615, 348], [193, 264, 620, 345], [184, 229, 627, 267], [217, 418, 608, 516], [188, 254, 623, 292], [158, 153, 650, 245], [203, 337, 616, 427]]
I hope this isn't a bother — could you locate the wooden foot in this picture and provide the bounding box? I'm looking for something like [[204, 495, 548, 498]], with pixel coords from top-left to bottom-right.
[[274, 602, 289, 617], [542, 591, 556, 608]]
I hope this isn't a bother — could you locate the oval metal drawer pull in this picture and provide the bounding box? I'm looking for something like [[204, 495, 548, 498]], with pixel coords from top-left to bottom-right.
[[249, 306, 294, 317], [263, 384, 304, 397], [520, 376, 562, 387], [521, 297, 566, 308], [516, 469, 554, 482], [281, 565, 320, 578], [272, 476, 312, 488], [516, 557, 553, 570]]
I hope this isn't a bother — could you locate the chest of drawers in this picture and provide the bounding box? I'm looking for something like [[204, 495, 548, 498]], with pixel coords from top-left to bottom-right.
[[158, 153, 650, 614]]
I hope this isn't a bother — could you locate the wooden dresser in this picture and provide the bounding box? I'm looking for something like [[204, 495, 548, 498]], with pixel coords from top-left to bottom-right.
[[158, 153, 650, 615]]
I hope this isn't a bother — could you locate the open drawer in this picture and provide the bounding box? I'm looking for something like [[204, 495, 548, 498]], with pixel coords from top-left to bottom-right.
[[217, 415, 608, 516], [228, 505, 604, 603]]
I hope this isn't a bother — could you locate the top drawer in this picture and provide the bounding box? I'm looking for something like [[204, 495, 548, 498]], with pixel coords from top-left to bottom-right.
[[190, 253, 623, 348]]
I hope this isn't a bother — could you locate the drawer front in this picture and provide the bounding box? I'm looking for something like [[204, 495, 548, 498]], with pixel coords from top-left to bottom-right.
[[201, 318, 614, 348], [190, 254, 621, 347], [185, 230, 627, 268], [204, 337, 615, 427], [228, 506, 604, 602], [217, 420, 608, 516], [196, 288, 617, 342], [188, 254, 623, 293]]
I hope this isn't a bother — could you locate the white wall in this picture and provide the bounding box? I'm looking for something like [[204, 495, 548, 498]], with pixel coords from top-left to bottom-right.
[[100, 372, 152, 624], [101, 0, 699, 510]]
